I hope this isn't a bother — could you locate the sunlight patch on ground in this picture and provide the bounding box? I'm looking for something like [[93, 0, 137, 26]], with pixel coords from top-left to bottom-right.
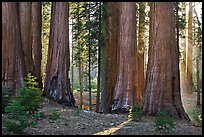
[[93, 119, 131, 135]]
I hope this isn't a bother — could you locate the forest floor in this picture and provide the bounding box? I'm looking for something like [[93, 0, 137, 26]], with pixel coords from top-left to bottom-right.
[[2, 90, 202, 135]]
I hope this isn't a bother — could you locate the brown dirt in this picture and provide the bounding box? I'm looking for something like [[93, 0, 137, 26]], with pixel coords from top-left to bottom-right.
[[2, 91, 202, 135]]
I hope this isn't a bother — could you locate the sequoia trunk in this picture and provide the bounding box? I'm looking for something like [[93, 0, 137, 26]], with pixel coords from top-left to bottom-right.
[[31, 2, 43, 89], [100, 2, 120, 113], [142, 2, 190, 120], [44, 2, 75, 107], [2, 2, 25, 93], [111, 2, 138, 113], [187, 2, 193, 94]]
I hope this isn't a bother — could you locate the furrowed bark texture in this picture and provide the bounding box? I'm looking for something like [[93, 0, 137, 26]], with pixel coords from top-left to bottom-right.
[[111, 2, 138, 113], [44, 2, 75, 107], [142, 2, 190, 120]]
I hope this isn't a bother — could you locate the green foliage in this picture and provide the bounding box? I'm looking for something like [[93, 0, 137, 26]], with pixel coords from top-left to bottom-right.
[[91, 78, 97, 90], [2, 116, 30, 134], [49, 111, 61, 120], [5, 100, 27, 117], [128, 104, 143, 122], [3, 74, 44, 134], [42, 2, 51, 78], [31, 112, 45, 120], [14, 73, 43, 113], [73, 81, 80, 90], [154, 111, 175, 130], [2, 85, 13, 113], [187, 108, 202, 127], [30, 112, 45, 126]]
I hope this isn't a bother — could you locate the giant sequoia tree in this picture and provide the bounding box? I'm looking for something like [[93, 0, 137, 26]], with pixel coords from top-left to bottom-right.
[[2, 2, 42, 92], [99, 2, 120, 113], [111, 2, 138, 113], [44, 2, 75, 106], [187, 2, 193, 94], [142, 3, 190, 120], [2, 2, 25, 93]]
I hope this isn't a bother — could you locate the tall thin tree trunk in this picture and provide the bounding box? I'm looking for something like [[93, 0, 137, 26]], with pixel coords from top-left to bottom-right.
[[196, 48, 200, 106], [99, 2, 108, 113], [137, 2, 146, 102], [96, 2, 102, 113], [71, 19, 74, 94], [79, 62, 83, 109], [88, 2, 92, 111], [194, 7, 202, 106]]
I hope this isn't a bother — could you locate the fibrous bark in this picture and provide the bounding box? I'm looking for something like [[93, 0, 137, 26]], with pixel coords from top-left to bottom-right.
[[187, 2, 193, 94], [2, 2, 25, 93], [44, 2, 75, 107], [111, 2, 138, 113], [142, 2, 190, 120]]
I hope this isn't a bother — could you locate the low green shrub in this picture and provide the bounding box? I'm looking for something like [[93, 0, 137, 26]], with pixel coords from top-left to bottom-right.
[[49, 111, 60, 120], [5, 100, 27, 117], [154, 111, 175, 130], [31, 112, 45, 120], [15, 73, 43, 113], [2, 85, 13, 113], [187, 107, 202, 127], [128, 104, 143, 122], [91, 78, 97, 90], [3, 73, 44, 134], [2, 116, 30, 134], [30, 112, 45, 126]]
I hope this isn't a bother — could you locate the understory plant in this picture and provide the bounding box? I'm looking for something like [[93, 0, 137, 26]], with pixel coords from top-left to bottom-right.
[[154, 111, 175, 130], [2, 85, 13, 113], [3, 73, 44, 134], [187, 107, 202, 127], [128, 104, 143, 122]]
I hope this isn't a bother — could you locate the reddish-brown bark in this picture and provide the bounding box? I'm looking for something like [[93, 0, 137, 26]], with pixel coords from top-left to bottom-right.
[[31, 2, 43, 89], [111, 2, 138, 113], [2, 2, 25, 93], [142, 2, 190, 120], [187, 2, 193, 94], [18, 2, 35, 75], [101, 2, 120, 113], [44, 2, 75, 106]]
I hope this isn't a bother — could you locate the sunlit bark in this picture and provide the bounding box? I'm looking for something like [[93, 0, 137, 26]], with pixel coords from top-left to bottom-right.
[[44, 2, 75, 107], [111, 2, 138, 113], [142, 2, 190, 120], [187, 2, 193, 94]]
